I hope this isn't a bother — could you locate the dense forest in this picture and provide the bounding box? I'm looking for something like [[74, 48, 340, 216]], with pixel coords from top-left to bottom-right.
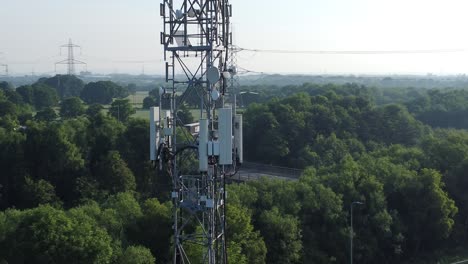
[[2, 76, 468, 263]]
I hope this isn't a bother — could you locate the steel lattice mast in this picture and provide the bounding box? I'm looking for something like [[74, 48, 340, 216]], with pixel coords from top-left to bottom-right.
[[55, 39, 86, 75], [150, 0, 241, 263]]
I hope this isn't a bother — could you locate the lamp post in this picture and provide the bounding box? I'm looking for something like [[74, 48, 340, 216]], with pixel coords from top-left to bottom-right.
[[350, 201, 364, 264]]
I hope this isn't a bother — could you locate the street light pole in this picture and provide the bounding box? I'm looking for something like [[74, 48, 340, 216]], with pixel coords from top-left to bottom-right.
[[350, 201, 364, 264]]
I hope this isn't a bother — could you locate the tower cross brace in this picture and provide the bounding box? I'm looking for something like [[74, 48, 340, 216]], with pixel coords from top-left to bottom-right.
[[55, 39, 86, 75]]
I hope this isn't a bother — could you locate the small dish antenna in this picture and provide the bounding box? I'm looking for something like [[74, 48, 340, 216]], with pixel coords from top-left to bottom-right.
[[206, 67, 220, 83], [159, 86, 166, 96], [175, 9, 184, 20], [222, 71, 231, 78], [188, 8, 196, 18], [211, 89, 220, 101], [229, 66, 237, 75]]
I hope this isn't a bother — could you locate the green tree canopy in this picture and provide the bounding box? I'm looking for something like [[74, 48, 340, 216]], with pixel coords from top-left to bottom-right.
[[95, 151, 136, 194], [86, 103, 104, 118], [118, 245, 155, 264], [16, 84, 59, 110], [128, 198, 172, 263], [20, 177, 62, 208], [142, 96, 156, 109], [109, 98, 135, 122], [80, 81, 128, 104], [60, 97, 85, 118], [37, 74, 85, 99], [0, 205, 113, 263], [35, 107, 57, 122], [0, 101, 17, 117], [0, 81, 13, 90], [32, 83, 59, 110]]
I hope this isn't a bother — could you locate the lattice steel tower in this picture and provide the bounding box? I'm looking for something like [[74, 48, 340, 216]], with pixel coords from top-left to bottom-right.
[[150, 0, 241, 263], [55, 39, 86, 75]]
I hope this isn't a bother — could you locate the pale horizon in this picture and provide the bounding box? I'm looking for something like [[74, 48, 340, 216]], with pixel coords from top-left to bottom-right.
[[1, 0, 468, 76]]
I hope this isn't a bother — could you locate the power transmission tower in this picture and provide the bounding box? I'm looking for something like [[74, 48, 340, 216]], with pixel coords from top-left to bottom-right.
[[150, 1, 241, 263], [55, 39, 86, 75]]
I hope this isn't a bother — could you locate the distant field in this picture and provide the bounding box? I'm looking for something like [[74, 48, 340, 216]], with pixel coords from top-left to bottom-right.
[[133, 109, 150, 120], [190, 109, 203, 120], [125, 91, 149, 108], [127, 91, 149, 119]]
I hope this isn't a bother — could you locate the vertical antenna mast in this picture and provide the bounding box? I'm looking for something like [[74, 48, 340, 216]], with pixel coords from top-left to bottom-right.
[[228, 45, 240, 115], [55, 39, 87, 75], [150, 0, 240, 263]]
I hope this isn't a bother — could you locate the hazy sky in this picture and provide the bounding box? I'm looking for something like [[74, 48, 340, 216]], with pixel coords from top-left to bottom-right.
[[1, 0, 468, 75]]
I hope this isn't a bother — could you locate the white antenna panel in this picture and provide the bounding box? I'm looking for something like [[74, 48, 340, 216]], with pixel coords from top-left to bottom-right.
[[234, 114, 243, 163], [218, 108, 233, 165], [150, 107, 160, 161], [199, 119, 209, 172]]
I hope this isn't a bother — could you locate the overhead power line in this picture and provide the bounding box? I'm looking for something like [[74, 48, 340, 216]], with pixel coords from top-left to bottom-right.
[[55, 39, 86, 75], [80, 54, 161, 64], [236, 66, 264, 75], [239, 47, 465, 55]]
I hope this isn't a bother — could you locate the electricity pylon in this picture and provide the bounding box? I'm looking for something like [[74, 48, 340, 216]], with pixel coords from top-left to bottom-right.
[[55, 39, 86, 75]]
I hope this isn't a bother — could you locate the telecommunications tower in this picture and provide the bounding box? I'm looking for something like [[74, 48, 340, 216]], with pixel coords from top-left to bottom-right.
[[150, 0, 241, 263], [55, 39, 86, 75]]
